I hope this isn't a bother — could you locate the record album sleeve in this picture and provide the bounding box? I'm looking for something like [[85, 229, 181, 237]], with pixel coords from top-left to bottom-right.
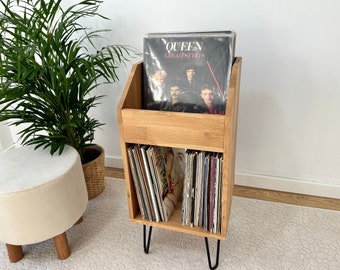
[[143, 31, 236, 114]]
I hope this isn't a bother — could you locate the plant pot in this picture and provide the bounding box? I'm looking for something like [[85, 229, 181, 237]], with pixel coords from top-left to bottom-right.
[[82, 145, 105, 200]]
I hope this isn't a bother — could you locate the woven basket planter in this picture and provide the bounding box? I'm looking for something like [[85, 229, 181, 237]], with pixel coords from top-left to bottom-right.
[[82, 145, 105, 200]]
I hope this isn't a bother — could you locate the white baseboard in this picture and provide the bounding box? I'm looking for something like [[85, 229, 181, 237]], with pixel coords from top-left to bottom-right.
[[105, 155, 124, 169], [106, 155, 340, 199], [236, 172, 340, 199]]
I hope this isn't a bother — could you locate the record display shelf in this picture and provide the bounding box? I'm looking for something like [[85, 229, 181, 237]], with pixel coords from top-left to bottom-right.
[[117, 57, 242, 269]]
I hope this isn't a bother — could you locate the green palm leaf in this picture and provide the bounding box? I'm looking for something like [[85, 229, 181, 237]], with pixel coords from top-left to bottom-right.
[[0, 0, 139, 162]]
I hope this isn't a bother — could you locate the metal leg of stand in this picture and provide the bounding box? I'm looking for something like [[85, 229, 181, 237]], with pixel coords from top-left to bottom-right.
[[205, 237, 221, 270], [143, 225, 153, 254]]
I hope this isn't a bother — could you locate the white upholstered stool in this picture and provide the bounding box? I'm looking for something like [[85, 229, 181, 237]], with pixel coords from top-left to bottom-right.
[[0, 145, 88, 262]]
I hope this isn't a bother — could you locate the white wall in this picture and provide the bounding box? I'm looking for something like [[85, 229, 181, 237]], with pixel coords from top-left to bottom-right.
[[0, 122, 13, 151], [5, 0, 340, 198]]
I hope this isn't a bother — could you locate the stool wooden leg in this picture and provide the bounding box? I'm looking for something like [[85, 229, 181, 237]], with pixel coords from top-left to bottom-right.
[[6, 244, 24, 263], [53, 232, 71, 260], [75, 215, 83, 225]]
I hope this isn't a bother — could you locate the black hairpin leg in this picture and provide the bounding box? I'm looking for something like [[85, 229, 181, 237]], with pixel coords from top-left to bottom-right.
[[205, 237, 221, 270], [143, 225, 153, 254]]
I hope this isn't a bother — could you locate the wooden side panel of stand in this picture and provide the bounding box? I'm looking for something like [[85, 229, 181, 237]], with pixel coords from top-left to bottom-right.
[[117, 62, 143, 219], [118, 61, 143, 110], [220, 57, 242, 236], [117, 58, 242, 240]]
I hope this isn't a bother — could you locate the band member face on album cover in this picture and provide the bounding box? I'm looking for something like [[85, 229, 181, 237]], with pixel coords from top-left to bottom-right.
[[150, 70, 168, 102], [170, 85, 183, 104], [186, 68, 195, 81], [182, 64, 202, 95], [199, 84, 225, 114], [200, 87, 214, 107], [152, 70, 167, 87]]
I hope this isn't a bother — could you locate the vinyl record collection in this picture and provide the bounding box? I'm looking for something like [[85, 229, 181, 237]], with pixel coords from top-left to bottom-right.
[[181, 150, 223, 234], [127, 143, 223, 234]]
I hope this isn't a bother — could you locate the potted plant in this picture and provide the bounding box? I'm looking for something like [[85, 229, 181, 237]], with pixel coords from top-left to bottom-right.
[[0, 0, 137, 198]]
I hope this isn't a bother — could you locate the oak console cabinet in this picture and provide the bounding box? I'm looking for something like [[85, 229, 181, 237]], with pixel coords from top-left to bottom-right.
[[117, 57, 242, 269]]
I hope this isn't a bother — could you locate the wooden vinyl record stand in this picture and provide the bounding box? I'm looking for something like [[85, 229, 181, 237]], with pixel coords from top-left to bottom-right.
[[117, 57, 242, 269]]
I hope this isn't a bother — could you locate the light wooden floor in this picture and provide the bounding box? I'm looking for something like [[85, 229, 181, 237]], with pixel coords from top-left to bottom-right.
[[105, 167, 340, 212]]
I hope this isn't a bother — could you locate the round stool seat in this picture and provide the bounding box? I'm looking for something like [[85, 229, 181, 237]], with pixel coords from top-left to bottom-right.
[[0, 145, 88, 245]]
